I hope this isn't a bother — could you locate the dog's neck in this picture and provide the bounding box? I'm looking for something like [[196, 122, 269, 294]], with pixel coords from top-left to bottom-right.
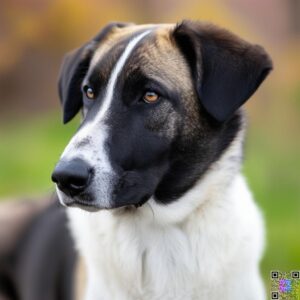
[[68, 123, 246, 299]]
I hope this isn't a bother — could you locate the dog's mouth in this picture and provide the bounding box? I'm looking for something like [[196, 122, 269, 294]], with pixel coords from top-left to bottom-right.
[[58, 190, 151, 212], [65, 201, 102, 212]]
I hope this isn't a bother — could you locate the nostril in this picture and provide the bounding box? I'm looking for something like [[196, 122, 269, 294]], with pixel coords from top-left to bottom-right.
[[69, 175, 89, 188], [51, 159, 92, 196]]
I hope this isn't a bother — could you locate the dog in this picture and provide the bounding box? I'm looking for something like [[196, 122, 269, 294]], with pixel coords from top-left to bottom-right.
[[0, 20, 272, 300], [50, 20, 273, 300]]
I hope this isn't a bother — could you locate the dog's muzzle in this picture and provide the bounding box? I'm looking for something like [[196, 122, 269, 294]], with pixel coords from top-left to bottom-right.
[[51, 158, 153, 211]]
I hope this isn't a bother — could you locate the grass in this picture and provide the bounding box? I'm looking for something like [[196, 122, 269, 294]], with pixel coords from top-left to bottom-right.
[[0, 111, 299, 286], [243, 127, 300, 285]]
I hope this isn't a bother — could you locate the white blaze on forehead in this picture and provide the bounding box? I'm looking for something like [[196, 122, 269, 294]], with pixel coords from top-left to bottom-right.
[[94, 29, 152, 122]]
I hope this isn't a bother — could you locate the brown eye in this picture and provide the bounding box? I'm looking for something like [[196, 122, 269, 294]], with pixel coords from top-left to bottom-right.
[[143, 91, 159, 103], [84, 86, 95, 99]]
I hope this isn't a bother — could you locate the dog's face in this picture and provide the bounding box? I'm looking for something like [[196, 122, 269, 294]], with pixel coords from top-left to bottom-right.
[[52, 21, 272, 211]]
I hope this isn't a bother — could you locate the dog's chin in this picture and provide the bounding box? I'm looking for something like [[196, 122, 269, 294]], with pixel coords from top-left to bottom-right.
[[57, 191, 150, 213]]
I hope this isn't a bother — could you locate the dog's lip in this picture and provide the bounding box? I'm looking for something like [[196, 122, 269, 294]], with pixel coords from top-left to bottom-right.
[[66, 201, 146, 213], [66, 201, 102, 212], [60, 194, 150, 212]]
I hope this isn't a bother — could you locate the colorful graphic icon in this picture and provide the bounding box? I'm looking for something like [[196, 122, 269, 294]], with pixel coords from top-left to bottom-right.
[[271, 271, 300, 300]]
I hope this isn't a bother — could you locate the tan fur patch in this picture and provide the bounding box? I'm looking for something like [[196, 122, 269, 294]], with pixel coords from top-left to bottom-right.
[[139, 26, 192, 89], [137, 27, 201, 136], [89, 24, 167, 72]]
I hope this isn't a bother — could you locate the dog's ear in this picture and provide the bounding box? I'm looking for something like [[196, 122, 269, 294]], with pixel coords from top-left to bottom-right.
[[58, 22, 133, 123], [172, 20, 273, 122]]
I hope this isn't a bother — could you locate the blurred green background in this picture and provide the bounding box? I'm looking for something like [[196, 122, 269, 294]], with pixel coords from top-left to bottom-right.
[[0, 0, 299, 289]]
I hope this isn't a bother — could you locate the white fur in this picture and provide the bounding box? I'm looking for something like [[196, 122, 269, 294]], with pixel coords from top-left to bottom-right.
[[67, 127, 266, 300], [57, 30, 152, 208]]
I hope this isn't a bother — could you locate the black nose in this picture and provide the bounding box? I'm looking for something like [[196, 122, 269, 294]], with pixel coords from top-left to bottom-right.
[[51, 159, 92, 197]]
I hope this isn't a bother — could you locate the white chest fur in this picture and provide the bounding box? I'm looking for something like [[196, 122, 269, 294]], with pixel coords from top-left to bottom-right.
[[68, 178, 265, 300]]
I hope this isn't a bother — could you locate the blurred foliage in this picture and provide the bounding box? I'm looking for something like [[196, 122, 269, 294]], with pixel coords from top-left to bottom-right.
[[244, 122, 300, 284], [0, 112, 78, 197], [0, 0, 299, 291]]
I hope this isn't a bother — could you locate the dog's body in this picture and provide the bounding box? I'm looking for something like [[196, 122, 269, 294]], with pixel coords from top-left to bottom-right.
[[0, 21, 272, 300], [69, 132, 265, 300]]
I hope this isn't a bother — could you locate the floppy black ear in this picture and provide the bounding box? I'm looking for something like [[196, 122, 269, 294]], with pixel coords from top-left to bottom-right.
[[172, 21, 273, 122], [58, 22, 133, 123]]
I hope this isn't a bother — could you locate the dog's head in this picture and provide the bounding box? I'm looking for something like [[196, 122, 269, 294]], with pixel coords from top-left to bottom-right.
[[52, 21, 272, 212]]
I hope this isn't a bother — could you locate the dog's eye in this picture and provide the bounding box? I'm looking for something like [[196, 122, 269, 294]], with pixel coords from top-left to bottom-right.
[[143, 91, 160, 104], [83, 85, 95, 100]]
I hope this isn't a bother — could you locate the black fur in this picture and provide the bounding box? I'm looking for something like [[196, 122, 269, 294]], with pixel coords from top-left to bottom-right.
[[154, 112, 243, 203]]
